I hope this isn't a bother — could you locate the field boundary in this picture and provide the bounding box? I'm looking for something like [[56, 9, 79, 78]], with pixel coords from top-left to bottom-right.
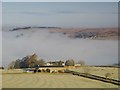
[[66, 70, 120, 86]]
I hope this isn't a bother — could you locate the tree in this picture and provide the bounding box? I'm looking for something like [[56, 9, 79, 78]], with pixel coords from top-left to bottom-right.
[[27, 53, 38, 68], [22, 56, 30, 68], [8, 61, 15, 69], [14, 59, 21, 69], [65, 59, 75, 66], [29, 62, 36, 68], [78, 60, 85, 66], [58, 61, 64, 66], [8, 53, 46, 69], [37, 59, 45, 66], [29, 53, 38, 61]]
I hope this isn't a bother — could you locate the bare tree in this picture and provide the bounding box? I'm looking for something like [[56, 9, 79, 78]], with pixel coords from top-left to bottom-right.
[[8, 61, 15, 69], [27, 53, 38, 68], [78, 60, 85, 66], [37, 59, 45, 66]]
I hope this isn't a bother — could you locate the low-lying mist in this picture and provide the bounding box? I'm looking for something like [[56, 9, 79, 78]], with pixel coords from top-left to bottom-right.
[[2, 28, 118, 67]]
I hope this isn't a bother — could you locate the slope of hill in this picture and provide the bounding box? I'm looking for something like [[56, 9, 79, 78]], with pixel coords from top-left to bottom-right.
[[50, 28, 118, 40], [8, 27, 119, 40]]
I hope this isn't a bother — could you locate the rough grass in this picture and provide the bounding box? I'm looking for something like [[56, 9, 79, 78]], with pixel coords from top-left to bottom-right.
[[0, 70, 2, 89], [2, 70, 118, 88], [69, 67, 119, 80]]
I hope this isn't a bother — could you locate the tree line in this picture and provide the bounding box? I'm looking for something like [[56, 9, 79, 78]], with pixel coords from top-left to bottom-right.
[[8, 54, 45, 69], [8, 53, 81, 69]]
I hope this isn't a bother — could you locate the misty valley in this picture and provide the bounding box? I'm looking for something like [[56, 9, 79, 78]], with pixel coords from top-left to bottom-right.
[[2, 27, 118, 67]]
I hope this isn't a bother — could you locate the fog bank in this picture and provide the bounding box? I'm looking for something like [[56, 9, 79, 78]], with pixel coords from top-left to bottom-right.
[[2, 28, 118, 67]]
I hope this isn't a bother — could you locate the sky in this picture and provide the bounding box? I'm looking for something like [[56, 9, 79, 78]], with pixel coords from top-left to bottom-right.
[[1, 0, 120, 2], [1, 2, 119, 67], [2, 2, 118, 28], [0, 2, 1, 67]]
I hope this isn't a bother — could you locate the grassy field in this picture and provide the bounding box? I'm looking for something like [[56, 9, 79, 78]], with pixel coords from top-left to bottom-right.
[[2, 69, 119, 88], [69, 66, 119, 80], [0, 70, 2, 89]]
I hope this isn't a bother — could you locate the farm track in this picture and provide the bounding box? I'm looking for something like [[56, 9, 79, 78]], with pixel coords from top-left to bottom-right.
[[2, 73, 118, 88], [71, 71, 120, 85]]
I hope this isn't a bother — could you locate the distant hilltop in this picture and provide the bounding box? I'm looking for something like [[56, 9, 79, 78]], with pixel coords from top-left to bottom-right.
[[9, 26, 61, 31], [50, 27, 119, 40], [58, 28, 119, 40]]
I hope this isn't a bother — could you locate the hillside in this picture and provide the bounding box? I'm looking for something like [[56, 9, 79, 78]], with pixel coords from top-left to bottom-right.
[[50, 28, 119, 40], [9, 27, 119, 40]]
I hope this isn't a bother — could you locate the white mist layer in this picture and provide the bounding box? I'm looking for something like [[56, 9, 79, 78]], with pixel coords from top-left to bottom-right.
[[2, 28, 118, 67], [0, 30, 2, 67]]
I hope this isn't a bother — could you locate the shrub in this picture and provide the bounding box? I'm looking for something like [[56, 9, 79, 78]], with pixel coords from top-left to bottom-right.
[[105, 72, 111, 79], [34, 70, 37, 73], [42, 69, 46, 72], [46, 69, 50, 72], [51, 70, 58, 73], [58, 70, 64, 73], [38, 70, 41, 72], [64, 69, 70, 73], [65, 59, 75, 66], [0, 67, 4, 69]]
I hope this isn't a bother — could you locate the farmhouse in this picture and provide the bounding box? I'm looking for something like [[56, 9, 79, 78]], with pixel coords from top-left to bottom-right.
[[46, 61, 65, 66]]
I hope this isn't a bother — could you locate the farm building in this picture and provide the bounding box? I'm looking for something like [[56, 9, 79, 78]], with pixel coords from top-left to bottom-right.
[[46, 61, 65, 66]]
